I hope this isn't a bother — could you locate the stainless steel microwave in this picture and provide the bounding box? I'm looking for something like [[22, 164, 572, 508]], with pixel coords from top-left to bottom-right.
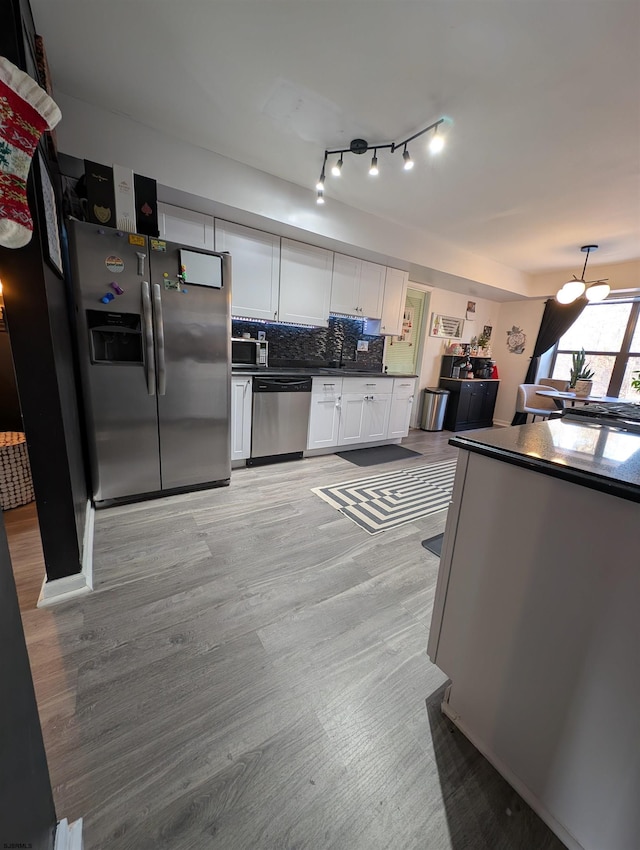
[[231, 337, 268, 368]]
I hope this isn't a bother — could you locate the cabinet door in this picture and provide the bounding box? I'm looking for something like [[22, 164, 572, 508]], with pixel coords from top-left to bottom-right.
[[363, 394, 392, 441], [231, 378, 252, 460], [482, 383, 499, 424], [358, 260, 386, 319], [387, 382, 416, 438], [158, 203, 214, 249], [215, 220, 280, 321], [467, 387, 485, 424], [279, 239, 333, 327], [330, 253, 361, 316], [307, 395, 341, 450], [338, 394, 367, 445], [380, 267, 409, 335]]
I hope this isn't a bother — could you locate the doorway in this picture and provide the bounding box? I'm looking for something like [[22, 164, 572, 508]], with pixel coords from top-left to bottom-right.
[[384, 287, 430, 375]]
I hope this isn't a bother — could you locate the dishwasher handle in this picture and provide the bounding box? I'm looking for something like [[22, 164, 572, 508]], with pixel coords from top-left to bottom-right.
[[253, 377, 312, 392]]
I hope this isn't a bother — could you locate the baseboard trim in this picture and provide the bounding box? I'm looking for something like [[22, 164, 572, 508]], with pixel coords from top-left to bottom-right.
[[54, 817, 83, 850], [304, 438, 402, 458], [441, 692, 584, 850], [38, 502, 95, 607], [493, 419, 511, 428], [82, 500, 95, 591]]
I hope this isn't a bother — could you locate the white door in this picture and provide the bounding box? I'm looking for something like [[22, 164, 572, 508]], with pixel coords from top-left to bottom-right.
[[279, 239, 333, 327], [307, 396, 341, 449], [338, 394, 367, 445], [230, 378, 252, 460], [358, 260, 385, 319], [380, 267, 409, 335], [158, 203, 214, 249], [363, 394, 392, 441], [215, 220, 280, 321], [330, 253, 361, 316]]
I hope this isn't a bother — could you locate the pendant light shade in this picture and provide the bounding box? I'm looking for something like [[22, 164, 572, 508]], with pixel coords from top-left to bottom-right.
[[556, 288, 577, 305], [585, 282, 611, 302], [560, 279, 586, 302]]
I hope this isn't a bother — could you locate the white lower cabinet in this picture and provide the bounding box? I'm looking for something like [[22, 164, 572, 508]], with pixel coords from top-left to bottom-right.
[[307, 378, 343, 450], [231, 377, 252, 461], [337, 394, 367, 445], [338, 378, 393, 446], [387, 378, 416, 438]]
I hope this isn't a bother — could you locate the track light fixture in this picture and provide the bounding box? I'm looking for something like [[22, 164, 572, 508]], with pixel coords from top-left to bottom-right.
[[555, 245, 611, 304], [315, 117, 446, 200], [316, 189, 325, 205]]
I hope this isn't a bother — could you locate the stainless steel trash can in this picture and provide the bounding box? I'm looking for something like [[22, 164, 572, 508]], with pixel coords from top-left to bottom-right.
[[420, 388, 449, 431]]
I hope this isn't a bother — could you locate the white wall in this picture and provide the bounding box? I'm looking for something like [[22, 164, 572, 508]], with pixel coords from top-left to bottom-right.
[[492, 299, 547, 425], [412, 287, 501, 426], [54, 92, 530, 299]]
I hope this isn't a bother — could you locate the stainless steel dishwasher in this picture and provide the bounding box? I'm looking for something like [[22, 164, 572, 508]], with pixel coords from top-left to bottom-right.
[[248, 376, 312, 465]]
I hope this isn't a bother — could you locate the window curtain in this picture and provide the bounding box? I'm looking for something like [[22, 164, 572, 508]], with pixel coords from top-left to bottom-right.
[[511, 296, 588, 425]]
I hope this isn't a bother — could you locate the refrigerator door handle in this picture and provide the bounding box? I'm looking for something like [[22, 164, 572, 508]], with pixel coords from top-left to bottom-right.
[[153, 283, 167, 396], [141, 281, 156, 396]]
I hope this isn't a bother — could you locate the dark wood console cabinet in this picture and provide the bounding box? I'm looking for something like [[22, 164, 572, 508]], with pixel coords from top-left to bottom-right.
[[439, 379, 499, 431]]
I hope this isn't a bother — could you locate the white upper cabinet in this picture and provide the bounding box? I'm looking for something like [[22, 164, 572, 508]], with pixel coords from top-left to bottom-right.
[[329, 255, 385, 319], [279, 239, 333, 327], [158, 203, 214, 250], [215, 220, 280, 321], [380, 267, 409, 336], [330, 253, 360, 316]]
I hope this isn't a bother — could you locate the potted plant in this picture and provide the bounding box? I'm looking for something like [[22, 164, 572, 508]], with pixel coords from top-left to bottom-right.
[[631, 371, 640, 394], [569, 349, 595, 397]]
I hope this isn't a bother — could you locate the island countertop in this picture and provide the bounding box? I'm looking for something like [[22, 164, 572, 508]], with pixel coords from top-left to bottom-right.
[[450, 419, 640, 503]]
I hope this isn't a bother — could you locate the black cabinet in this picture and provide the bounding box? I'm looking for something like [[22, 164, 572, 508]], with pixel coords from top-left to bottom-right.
[[439, 379, 499, 431]]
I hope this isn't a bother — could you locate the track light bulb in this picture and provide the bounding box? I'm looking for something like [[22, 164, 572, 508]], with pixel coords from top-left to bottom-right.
[[316, 172, 325, 192], [369, 151, 379, 176], [402, 149, 414, 170], [429, 131, 444, 154], [585, 282, 610, 302], [316, 190, 325, 205], [331, 156, 343, 177]]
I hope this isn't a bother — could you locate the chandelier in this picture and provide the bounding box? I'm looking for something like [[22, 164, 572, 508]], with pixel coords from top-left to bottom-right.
[[555, 245, 610, 304]]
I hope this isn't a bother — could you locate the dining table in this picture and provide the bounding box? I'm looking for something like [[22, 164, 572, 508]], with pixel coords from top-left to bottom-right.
[[536, 389, 637, 410]]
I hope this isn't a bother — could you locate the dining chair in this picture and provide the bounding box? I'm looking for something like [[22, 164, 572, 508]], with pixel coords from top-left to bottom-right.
[[539, 378, 569, 391], [516, 384, 562, 423]]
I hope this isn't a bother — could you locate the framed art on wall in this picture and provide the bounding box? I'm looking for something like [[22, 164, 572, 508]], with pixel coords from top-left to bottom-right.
[[429, 313, 464, 338], [37, 151, 63, 277]]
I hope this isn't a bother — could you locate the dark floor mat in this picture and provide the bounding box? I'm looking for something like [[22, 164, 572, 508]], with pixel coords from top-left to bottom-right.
[[336, 445, 422, 467], [421, 533, 444, 557]]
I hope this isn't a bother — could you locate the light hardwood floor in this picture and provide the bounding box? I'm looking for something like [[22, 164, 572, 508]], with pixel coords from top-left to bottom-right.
[[4, 500, 46, 611], [18, 430, 566, 849]]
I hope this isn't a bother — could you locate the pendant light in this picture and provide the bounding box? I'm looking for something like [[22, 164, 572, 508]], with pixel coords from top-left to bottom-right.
[[555, 245, 610, 304]]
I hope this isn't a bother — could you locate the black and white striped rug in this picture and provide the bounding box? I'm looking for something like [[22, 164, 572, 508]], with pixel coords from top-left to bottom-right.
[[312, 459, 457, 534]]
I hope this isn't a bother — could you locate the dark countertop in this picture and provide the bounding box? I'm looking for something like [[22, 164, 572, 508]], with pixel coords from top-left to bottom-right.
[[232, 368, 418, 379], [450, 419, 640, 503]]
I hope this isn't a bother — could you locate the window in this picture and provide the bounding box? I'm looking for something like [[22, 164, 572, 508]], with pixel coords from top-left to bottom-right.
[[552, 300, 640, 398]]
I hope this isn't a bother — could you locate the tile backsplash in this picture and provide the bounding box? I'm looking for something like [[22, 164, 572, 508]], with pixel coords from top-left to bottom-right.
[[231, 316, 385, 371]]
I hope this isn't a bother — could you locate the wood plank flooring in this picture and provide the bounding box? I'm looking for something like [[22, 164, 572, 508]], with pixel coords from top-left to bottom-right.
[[4, 500, 45, 611], [19, 429, 566, 849]]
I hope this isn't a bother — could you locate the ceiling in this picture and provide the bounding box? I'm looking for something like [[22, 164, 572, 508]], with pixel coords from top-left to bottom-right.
[[32, 1, 640, 274]]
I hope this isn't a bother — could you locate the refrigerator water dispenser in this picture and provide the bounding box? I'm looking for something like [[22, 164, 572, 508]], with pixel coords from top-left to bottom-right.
[[86, 310, 143, 364]]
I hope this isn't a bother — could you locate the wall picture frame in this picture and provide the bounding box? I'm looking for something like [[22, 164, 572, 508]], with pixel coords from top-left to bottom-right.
[[37, 151, 63, 277], [429, 312, 464, 338]]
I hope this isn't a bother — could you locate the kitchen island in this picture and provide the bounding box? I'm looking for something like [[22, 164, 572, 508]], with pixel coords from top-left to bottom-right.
[[428, 418, 640, 850]]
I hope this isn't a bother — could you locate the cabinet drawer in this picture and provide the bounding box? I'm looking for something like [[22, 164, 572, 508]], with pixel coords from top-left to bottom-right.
[[341, 377, 393, 394], [311, 377, 343, 396], [392, 378, 416, 399]]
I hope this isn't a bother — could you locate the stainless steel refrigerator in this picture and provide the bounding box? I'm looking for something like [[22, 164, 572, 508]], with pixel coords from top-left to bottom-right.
[[68, 219, 231, 506]]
